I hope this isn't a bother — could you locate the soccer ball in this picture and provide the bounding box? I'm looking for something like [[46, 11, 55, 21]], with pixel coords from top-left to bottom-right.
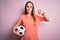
[[15, 25, 25, 36]]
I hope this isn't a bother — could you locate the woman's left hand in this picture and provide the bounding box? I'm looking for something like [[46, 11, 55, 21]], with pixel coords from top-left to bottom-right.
[[38, 9, 45, 16], [37, 9, 49, 22]]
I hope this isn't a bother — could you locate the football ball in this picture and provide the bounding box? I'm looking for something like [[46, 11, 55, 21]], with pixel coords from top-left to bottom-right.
[[15, 25, 25, 36]]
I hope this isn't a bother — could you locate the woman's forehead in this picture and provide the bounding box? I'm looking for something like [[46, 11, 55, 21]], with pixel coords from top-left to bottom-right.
[[27, 3, 32, 6]]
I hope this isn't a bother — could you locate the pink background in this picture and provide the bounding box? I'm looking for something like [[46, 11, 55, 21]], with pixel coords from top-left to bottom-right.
[[0, 0, 60, 40]]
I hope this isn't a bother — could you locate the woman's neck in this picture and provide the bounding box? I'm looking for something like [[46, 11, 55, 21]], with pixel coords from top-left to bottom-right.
[[26, 13, 31, 17]]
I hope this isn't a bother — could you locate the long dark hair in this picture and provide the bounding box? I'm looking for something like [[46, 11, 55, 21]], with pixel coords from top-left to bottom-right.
[[25, 1, 36, 26]]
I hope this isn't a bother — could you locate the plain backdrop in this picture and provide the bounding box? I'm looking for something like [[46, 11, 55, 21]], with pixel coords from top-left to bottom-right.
[[0, 0, 60, 40]]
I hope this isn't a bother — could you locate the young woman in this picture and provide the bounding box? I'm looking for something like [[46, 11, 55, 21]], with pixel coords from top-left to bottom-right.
[[13, 1, 49, 40]]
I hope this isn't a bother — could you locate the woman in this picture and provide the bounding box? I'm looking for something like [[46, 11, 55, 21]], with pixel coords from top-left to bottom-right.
[[13, 1, 49, 40]]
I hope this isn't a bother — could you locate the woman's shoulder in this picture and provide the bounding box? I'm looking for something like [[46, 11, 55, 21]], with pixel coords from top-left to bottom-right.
[[19, 14, 25, 19], [20, 14, 25, 17], [34, 13, 39, 17]]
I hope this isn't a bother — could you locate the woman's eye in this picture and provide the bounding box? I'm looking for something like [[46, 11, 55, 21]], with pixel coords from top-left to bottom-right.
[[30, 6, 32, 8], [26, 5, 32, 8], [26, 6, 28, 7]]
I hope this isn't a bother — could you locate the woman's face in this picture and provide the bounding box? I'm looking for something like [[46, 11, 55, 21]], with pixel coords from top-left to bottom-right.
[[26, 3, 33, 14]]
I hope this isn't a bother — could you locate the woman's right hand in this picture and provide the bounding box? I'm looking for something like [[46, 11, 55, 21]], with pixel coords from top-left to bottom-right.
[[12, 22, 22, 37], [13, 26, 19, 36], [13, 26, 23, 38]]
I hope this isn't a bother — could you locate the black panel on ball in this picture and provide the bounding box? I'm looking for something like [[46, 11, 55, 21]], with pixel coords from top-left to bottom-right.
[[15, 28, 18, 31], [20, 27, 23, 29], [19, 32, 22, 34]]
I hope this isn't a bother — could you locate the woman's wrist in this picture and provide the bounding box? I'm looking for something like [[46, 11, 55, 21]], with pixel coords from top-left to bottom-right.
[[42, 12, 45, 16]]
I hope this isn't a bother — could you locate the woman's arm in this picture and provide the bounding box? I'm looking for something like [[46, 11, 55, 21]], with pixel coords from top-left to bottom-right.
[[38, 10, 49, 22], [12, 16, 23, 37], [13, 22, 20, 37], [41, 12, 49, 22]]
